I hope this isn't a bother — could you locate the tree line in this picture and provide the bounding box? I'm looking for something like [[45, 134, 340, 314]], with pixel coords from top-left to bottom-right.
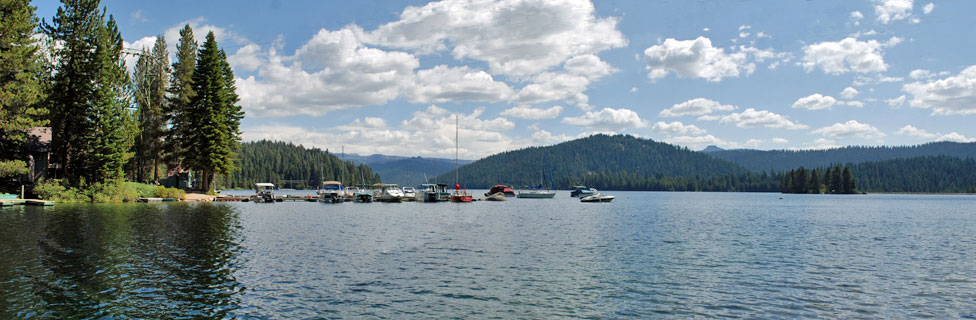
[[708, 141, 976, 172], [781, 165, 856, 194], [0, 0, 242, 194], [218, 140, 381, 190]]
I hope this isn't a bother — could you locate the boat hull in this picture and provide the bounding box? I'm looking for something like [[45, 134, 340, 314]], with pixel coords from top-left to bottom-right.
[[517, 191, 556, 199]]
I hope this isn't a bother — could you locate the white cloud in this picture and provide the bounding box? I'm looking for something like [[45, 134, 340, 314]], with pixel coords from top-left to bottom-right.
[[739, 32, 751, 38], [719, 108, 808, 129], [563, 54, 617, 80], [643, 36, 754, 82], [886, 94, 907, 107], [738, 25, 751, 31], [875, 0, 914, 24], [562, 107, 649, 129], [530, 129, 574, 146], [403, 65, 513, 104], [923, 2, 935, 14], [665, 135, 728, 148], [841, 87, 859, 99], [629, 87, 638, 93], [771, 137, 789, 144], [236, 26, 419, 117], [659, 98, 736, 117], [702, 27, 710, 32], [895, 125, 937, 139], [515, 72, 591, 108], [227, 43, 264, 72], [839, 100, 865, 107], [852, 74, 904, 86], [363, 0, 626, 78], [500, 105, 563, 120], [696, 115, 720, 121], [792, 93, 837, 110], [909, 69, 933, 79], [131, 9, 148, 23], [936, 132, 976, 143], [652, 121, 707, 135], [884, 36, 904, 47], [903, 66, 976, 115], [812, 120, 886, 139], [850, 11, 864, 26], [801, 37, 889, 74]]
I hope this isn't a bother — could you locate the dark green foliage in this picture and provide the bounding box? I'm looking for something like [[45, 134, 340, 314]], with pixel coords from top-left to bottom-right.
[[0, 0, 48, 179], [182, 31, 242, 192], [131, 36, 170, 183], [43, 0, 133, 185], [851, 156, 976, 193], [163, 24, 196, 167], [219, 140, 381, 189], [710, 142, 976, 172], [436, 134, 780, 191]]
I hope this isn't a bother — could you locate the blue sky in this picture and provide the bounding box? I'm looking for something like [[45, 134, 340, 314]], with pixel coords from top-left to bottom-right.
[[36, 0, 976, 159]]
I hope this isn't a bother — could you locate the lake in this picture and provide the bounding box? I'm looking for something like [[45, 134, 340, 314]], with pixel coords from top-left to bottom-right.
[[1, 192, 975, 318]]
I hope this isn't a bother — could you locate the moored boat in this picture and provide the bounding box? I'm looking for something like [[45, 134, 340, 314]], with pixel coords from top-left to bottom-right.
[[485, 185, 516, 197], [580, 192, 615, 202], [317, 181, 344, 203], [570, 185, 597, 197], [254, 183, 276, 203], [450, 115, 473, 203], [373, 183, 405, 202], [419, 183, 450, 202], [402, 187, 417, 201], [517, 188, 556, 198], [486, 192, 507, 201]]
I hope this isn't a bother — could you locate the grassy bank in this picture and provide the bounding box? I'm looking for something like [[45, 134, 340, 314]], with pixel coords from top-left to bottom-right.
[[33, 179, 185, 203]]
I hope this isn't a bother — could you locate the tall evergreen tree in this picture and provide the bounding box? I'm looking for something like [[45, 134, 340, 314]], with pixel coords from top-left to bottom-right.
[[43, 0, 133, 185], [830, 166, 843, 193], [183, 31, 243, 192], [0, 0, 48, 179], [131, 36, 170, 183], [163, 24, 196, 168], [842, 167, 855, 194], [808, 168, 820, 194]]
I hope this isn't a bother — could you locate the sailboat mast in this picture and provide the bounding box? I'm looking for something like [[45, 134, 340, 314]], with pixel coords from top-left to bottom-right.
[[455, 114, 459, 186]]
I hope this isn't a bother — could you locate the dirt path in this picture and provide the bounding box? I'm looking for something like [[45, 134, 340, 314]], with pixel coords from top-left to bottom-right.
[[183, 193, 215, 202]]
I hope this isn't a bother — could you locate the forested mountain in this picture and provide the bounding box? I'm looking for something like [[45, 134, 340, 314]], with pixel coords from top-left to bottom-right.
[[851, 156, 976, 193], [436, 134, 780, 192], [218, 140, 380, 189], [708, 141, 976, 172]]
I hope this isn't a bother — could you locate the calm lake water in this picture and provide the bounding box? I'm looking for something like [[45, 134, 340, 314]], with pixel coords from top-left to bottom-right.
[[2, 192, 975, 318]]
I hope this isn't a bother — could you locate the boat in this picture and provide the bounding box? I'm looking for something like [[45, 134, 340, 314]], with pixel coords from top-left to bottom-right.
[[517, 187, 556, 198], [570, 185, 597, 197], [419, 183, 450, 202], [485, 185, 516, 197], [317, 181, 345, 203], [485, 192, 507, 201], [350, 186, 373, 203], [580, 192, 615, 203], [450, 115, 473, 202], [373, 183, 405, 202], [401, 187, 417, 201], [254, 183, 276, 203]]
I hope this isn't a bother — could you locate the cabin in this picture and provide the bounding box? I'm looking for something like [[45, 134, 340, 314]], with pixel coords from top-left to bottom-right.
[[161, 165, 193, 189], [27, 127, 53, 183]]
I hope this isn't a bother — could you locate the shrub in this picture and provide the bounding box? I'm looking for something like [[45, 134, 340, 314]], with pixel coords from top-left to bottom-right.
[[154, 186, 185, 200]]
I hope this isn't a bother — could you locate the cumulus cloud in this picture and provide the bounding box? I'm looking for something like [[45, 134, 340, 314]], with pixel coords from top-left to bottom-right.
[[500, 105, 563, 120], [515, 72, 591, 108], [363, 0, 626, 78], [840, 87, 859, 99], [771, 137, 789, 144], [659, 98, 736, 117], [236, 26, 418, 117], [838, 100, 865, 107], [902, 66, 976, 115], [801, 37, 889, 74], [812, 120, 886, 139], [792, 93, 838, 110], [643, 36, 754, 82], [936, 132, 976, 143], [923, 2, 934, 14], [850, 11, 864, 26], [666, 135, 727, 148], [651, 121, 707, 135], [562, 107, 648, 129], [895, 125, 937, 139], [563, 54, 618, 80], [403, 65, 513, 104], [875, 0, 914, 24], [886, 95, 907, 107], [720, 108, 808, 129]]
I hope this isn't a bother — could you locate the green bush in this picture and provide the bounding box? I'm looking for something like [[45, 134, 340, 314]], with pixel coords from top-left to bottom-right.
[[32, 179, 86, 202], [154, 186, 185, 200], [31, 179, 165, 203]]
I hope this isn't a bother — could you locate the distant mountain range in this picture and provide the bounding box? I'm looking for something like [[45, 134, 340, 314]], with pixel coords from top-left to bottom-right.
[[343, 153, 474, 186], [703, 141, 976, 172]]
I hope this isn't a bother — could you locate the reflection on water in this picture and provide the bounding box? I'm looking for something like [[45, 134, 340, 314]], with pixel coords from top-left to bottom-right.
[[0, 204, 243, 319], [2, 193, 976, 318]]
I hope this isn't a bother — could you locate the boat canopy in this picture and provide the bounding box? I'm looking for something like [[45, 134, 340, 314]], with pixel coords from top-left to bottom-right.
[[255, 183, 275, 188], [322, 181, 342, 185]]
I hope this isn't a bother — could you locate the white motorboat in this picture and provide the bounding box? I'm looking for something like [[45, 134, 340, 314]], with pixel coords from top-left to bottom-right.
[[317, 181, 344, 203], [373, 183, 405, 202], [580, 193, 615, 203]]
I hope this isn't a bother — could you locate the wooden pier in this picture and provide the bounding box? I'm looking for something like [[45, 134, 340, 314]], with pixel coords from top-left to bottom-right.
[[0, 199, 54, 206]]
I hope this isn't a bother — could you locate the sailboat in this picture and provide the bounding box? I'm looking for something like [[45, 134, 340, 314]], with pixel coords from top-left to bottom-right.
[[450, 114, 473, 202]]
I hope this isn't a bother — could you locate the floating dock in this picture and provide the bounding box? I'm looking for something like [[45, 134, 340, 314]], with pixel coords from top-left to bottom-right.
[[0, 199, 53, 206]]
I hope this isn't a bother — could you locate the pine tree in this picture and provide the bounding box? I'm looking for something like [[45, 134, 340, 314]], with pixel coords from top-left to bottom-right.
[[0, 0, 48, 179], [164, 24, 196, 168], [830, 165, 843, 194], [184, 31, 242, 192], [808, 168, 820, 194], [132, 36, 170, 183], [842, 166, 855, 194], [43, 0, 133, 185]]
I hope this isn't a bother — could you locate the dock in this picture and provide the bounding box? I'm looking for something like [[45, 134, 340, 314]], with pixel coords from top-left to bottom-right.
[[0, 199, 54, 206]]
